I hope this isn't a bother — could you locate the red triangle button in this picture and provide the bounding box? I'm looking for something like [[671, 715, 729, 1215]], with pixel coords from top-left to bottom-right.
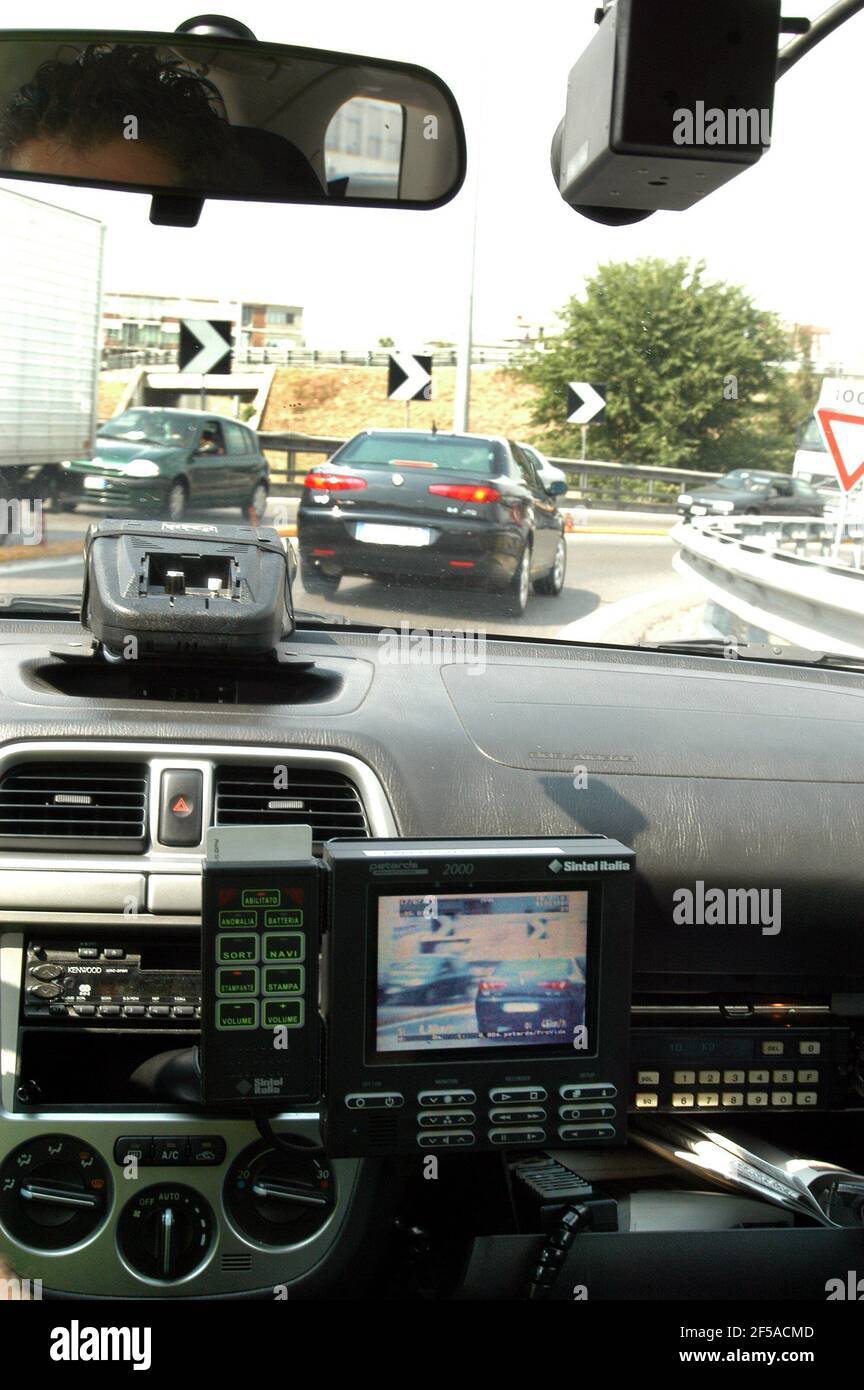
[[172, 796, 192, 815]]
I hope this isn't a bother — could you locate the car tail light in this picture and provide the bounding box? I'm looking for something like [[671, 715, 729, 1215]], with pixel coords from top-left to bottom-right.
[[478, 981, 504, 992], [539, 980, 569, 990], [427, 483, 500, 503], [448, 560, 475, 568], [303, 472, 367, 491]]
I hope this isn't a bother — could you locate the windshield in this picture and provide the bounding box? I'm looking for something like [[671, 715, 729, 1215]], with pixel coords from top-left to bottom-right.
[[97, 411, 197, 447], [1, 0, 861, 661], [332, 433, 507, 473]]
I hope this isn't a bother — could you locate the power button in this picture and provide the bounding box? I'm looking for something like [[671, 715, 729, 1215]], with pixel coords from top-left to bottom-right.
[[158, 770, 203, 847]]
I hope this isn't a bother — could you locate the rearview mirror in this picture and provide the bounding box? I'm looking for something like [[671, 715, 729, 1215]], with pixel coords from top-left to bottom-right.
[[0, 29, 465, 215], [546, 477, 568, 498]]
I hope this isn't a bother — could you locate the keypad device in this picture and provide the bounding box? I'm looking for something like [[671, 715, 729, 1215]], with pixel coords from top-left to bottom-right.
[[629, 1027, 848, 1115], [200, 861, 322, 1105]]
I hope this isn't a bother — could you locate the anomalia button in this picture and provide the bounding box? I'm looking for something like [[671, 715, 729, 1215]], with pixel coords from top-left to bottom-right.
[[158, 770, 203, 847]]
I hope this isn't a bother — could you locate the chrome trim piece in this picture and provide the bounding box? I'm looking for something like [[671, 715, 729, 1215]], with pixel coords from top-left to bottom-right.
[[0, 871, 146, 912]]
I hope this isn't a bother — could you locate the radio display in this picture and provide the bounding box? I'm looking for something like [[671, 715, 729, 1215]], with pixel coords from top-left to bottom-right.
[[374, 889, 589, 1055]]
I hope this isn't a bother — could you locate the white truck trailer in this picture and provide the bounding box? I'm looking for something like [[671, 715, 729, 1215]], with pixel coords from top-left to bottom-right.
[[0, 186, 105, 501]]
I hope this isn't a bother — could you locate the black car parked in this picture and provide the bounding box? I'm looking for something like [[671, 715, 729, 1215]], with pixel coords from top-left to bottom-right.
[[677, 470, 825, 520], [297, 429, 567, 613]]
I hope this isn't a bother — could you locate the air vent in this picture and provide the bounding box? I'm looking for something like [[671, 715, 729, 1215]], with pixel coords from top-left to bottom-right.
[[215, 765, 369, 844], [221, 1253, 253, 1272], [0, 762, 148, 852]]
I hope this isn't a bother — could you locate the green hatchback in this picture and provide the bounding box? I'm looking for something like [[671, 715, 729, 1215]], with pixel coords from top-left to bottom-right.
[[56, 408, 270, 521]]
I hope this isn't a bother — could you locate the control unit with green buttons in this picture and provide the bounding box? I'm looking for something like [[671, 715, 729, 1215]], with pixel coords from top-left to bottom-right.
[[201, 857, 323, 1105]]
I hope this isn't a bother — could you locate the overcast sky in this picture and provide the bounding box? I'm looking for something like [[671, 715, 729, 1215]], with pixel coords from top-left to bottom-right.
[[1, 1, 860, 355]]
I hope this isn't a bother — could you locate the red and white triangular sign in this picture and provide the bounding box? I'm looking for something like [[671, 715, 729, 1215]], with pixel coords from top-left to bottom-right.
[[815, 408, 864, 493]]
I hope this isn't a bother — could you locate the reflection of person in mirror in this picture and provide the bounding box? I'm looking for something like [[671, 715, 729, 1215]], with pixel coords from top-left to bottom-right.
[[0, 43, 240, 188]]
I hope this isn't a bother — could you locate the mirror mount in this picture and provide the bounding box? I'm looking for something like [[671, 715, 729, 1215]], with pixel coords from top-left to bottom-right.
[[150, 193, 204, 227], [175, 15, 257, 41]]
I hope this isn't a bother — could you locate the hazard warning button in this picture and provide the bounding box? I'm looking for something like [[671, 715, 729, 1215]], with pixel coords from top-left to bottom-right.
[[158, 770, 203, 847]]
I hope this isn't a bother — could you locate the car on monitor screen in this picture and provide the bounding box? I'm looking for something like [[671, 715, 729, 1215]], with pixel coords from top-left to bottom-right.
[[378, 954, 475, 1006], [474, 956, 586, 1036]]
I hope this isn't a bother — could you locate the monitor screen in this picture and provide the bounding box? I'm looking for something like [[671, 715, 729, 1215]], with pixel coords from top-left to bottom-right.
[[374, 889, 589, 1054]]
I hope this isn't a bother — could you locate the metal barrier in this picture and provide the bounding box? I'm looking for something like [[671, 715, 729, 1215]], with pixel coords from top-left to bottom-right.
[[673, 516, 864, 657], [258, 431, 721, 510]]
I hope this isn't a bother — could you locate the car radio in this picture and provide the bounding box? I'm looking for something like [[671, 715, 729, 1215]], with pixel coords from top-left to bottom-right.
[[321, 836, 635, 1156], [22, 939, 201, 1023]]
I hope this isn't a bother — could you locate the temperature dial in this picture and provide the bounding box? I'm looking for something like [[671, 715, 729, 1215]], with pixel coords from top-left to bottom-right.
[[0, 1134, 110, 1249], [118, 1184, 214, 1282], [225, 1140, 335, 1246]]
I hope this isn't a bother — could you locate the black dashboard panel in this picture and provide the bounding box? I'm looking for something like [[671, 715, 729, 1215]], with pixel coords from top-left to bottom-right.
[[0, 622, 863, 992]]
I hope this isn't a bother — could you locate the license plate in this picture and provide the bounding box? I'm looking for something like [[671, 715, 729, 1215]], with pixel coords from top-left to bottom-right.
[[690, 505, 707, 515], [502, 1002, 539, 1014], [355, 522, 432, 547], [83, 476, 108, 490]]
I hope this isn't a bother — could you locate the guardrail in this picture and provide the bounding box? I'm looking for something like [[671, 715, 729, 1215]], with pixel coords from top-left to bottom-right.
[[102, 344, 526, 370], [672, 516, 864, 657], [257, 431, 721, 510]]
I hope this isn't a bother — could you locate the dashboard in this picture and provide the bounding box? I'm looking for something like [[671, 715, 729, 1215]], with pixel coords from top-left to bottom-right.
[[1, 617, 863, 1298]]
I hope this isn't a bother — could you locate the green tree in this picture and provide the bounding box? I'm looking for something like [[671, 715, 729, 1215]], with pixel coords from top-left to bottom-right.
[[519, 257, 797, 471]]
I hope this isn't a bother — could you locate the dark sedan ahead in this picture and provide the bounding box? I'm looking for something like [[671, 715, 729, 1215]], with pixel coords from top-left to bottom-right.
[[475, 956, 585, 1039], [677, 470, 825, 520], [297, 429, 567, 613]]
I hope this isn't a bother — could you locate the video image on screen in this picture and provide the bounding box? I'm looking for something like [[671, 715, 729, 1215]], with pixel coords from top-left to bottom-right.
[[375, 890, 588, 1053]]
